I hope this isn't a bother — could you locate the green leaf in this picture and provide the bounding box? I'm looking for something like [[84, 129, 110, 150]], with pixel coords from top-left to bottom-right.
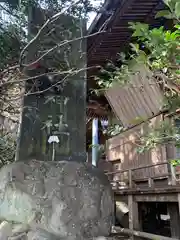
[[129, 22, 149, 37], [175, 24, 180, 29], [136, 147, 145, 154], [164, 0, 178, 11], [128, 22, 135, 29], [175, 69, 180, 75], [129, 43, 139, 53], [170, 31, 178, 40], [163, 0, 171, 9], [170, 159, 180, 166], [175, 2, 180, 18], [155, 10, 172, 18]]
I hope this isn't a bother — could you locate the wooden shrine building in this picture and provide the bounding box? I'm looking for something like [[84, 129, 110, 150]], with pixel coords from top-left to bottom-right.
[[87, 0, 180, 239]]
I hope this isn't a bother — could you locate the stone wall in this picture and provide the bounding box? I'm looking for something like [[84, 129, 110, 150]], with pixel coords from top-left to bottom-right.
[[0, 114, 19, 139]]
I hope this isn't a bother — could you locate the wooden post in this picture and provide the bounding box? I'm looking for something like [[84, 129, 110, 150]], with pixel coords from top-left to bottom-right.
[[177, 193, 180, 226], [128, 195, 140, 240], [178, 193, 180, 212], [165, 117, 176, 185], [128, 169, 133, 188], [167, 202, 180, 238], [166, 143, 176, 185], [170, 164, 176, 186], [128, 195, 132, 229], [148, 178, 154, 188]]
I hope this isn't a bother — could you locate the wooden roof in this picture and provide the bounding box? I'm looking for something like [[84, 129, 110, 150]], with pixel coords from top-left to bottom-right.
[[87, 0, 167, 118], [105, 66, 164, 128], [87, 0, 166, 67]]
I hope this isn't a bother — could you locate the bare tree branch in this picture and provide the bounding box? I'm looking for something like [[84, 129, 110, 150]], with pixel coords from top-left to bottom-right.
[[154, 72, 180, 94], [19, 0, 82, 68], [2, 65, 100, 101], [0, 65, 100, 88], [23, 30, 105, 69]]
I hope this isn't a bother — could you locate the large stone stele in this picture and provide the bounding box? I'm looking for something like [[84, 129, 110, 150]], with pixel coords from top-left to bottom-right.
[[0, 160, 114, 240]]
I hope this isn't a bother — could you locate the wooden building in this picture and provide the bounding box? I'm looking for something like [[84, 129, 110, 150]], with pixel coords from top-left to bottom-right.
[[105, 80, 180, 239], [88, 0, 180, 239]]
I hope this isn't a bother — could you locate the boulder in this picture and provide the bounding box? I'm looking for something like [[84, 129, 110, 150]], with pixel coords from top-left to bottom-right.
[[0, 160, 114, 240]]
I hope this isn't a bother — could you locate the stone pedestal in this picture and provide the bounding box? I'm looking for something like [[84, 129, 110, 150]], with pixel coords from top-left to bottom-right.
[[0, 160, 114, 240]]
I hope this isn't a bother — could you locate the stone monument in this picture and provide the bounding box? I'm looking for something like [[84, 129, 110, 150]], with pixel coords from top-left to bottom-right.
[[1, 5, 115, 240], [16, 6, 87, 162]]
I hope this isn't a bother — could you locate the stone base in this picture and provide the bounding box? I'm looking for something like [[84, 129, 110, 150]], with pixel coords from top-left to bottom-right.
[[27, 231, 115, 240], [27, 234, 116, 240], [0, 160, 114, 240]]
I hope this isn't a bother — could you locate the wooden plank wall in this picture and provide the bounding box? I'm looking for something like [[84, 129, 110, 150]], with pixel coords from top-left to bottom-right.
[[106, 115, 168, 182]]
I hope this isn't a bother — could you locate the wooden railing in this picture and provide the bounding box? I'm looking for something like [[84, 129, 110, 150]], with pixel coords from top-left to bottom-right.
[[106, 161, 180, 190], [112, 226, 179, 240]]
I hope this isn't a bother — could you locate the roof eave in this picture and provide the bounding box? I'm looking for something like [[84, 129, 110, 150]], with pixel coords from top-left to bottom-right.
[[87, 0, 112, 34]]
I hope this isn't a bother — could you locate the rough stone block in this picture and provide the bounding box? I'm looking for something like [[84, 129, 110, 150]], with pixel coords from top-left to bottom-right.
[[0, 160, 114, 240]]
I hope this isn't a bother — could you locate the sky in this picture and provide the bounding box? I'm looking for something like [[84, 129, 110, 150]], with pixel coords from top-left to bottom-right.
[[88, 11, 96, 27], [87, 0, 104, 28], [0, 0, 104, 28]]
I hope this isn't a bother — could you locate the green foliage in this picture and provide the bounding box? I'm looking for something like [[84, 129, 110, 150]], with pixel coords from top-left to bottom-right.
[[155, 0, 180, 20], [103, 124, 123, 137], [3, 0, 96, 15], [89, 144, 105, 160], [171, 159, 180, 166], [0, 24, 24, 69], [155, 0, 180, 19], [137, 120, 180, 152], [96, 21, 179, 92], [128, 23, 179, 72], [127, 0, 180, 152]]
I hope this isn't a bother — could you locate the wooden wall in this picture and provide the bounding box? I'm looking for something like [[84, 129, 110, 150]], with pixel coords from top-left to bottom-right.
[[106, 115, 169, 181]]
